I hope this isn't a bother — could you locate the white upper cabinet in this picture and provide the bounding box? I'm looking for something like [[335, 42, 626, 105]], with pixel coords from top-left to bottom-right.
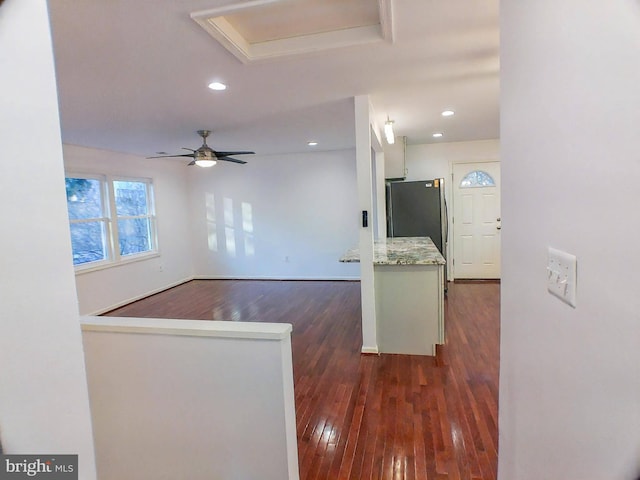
[[384, 136, 406, 180]]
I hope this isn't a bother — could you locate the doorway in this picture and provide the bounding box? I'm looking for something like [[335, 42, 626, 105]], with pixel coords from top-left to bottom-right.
[[452, 162, 501, 279]]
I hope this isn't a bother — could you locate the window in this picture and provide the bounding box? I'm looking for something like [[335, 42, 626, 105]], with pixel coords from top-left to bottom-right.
[[459, 170, 496, 188], [65, 175, 156, 269], [113, 180, 154, 257], [66, 176, 109, 266]]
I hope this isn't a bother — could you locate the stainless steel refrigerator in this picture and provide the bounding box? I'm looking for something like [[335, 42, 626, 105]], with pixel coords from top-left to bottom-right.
[[386, 178, 448, 269]]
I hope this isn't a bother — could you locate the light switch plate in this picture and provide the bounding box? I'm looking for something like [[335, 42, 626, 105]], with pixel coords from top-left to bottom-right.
[[547, 247, 577, 307]]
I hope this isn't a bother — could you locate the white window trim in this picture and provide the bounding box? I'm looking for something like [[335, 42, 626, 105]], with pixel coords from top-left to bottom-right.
[[111, 176, 158, 263], [66, 173, 158, 273], [74, 251, 161, 275]]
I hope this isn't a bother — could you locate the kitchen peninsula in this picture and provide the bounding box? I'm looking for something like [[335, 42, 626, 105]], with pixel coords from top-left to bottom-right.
[[340, 236, 446, 356]]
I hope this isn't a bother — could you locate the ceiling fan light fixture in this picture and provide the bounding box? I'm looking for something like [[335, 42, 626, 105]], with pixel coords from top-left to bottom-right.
[[384, 118, 395, 145], [195, 159, 217, 167], [195, 148, 217, 167]]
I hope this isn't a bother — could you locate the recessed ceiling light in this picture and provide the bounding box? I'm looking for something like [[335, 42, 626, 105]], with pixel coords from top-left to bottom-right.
[[307, 141, 318, 146], [441, 110, 455, 117], [208, 82, 227, 91], [433, 132, 444, 138]]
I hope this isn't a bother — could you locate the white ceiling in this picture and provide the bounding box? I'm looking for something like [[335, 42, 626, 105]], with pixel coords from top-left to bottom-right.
[[47, 0, 499, 159]]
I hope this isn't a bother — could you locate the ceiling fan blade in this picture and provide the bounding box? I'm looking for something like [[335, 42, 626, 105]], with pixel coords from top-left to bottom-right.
[[217, 156, 248, 164], [181, 147, 196, 152], [214, 151, 255, 157], [147, 153, 196, 159], [187, 160, 196, 166]]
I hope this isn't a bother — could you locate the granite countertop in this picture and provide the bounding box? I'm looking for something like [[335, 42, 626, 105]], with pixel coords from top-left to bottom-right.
[[340, 236, 445, 265]]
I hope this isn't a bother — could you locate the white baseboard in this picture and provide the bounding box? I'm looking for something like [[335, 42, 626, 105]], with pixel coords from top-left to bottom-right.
[[361, 346, 379, 355], [193, 275, 361, 281], [86, 276, 194, 316]]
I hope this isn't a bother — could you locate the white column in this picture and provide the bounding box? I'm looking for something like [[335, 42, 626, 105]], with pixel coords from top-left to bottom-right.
[[354, 95, 378, 353], [0, 1, 97, 476]]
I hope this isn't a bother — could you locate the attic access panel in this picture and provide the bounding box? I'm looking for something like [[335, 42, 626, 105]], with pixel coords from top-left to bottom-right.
[[191, 0, 394, 63]]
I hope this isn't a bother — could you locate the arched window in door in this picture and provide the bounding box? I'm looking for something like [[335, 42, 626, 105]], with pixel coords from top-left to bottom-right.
[[459, 170, 496, 188]]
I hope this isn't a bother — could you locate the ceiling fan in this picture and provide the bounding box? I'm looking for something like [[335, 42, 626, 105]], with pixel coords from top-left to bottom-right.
[[148, 130, 254, 167]]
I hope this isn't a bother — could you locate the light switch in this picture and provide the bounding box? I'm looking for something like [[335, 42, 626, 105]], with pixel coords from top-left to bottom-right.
[[547, 247, 577, 307]]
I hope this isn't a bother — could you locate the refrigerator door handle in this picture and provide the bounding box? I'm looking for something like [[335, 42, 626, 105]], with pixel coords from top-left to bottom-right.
[[444, 197, 449, 244], [386, 183, 394, 237], [440, 178, 449, 248]]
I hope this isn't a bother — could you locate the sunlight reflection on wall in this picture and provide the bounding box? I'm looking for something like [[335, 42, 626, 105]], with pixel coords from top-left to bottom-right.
[[206, 193, 218, 252], [242, 202, 255, 256], [223, 197, 236, 257], [206, 193, 256, 258]]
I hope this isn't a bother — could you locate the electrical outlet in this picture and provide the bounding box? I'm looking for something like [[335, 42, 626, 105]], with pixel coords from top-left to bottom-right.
[[547, 247, 577, 307]]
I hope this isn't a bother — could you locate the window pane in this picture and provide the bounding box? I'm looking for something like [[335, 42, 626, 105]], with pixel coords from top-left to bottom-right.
[[114, 181, 148, 216], [66, 178, 103, 219], [69, 221, 108, 265], [460, 170, 496, 188], [118, 218, 152, 256]]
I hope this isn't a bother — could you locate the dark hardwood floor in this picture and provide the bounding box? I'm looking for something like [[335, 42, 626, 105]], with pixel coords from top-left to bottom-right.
[[105, 280, 499, 480]]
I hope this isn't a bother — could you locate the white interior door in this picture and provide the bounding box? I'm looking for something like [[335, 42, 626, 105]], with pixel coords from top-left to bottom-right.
[[452, 162, 501, 279]]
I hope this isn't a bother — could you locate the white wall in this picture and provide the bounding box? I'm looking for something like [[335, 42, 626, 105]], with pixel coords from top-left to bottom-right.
[[500, 1, 640, 479], [0, 1, 97, 477], [63, 145, 193, 314], [82, 317, 299, 480], [188, 150, 360, 280], [405, 139, 500, 182]]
